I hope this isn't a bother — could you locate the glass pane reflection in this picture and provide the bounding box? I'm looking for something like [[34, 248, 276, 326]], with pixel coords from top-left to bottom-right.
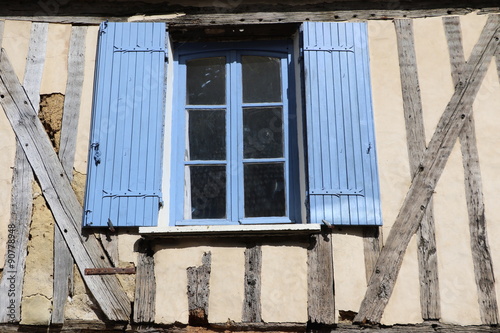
[[187, 109, 226, 161], [244, 163, 285, 217], [242, 56, 281, 103], [187, 165, 226, 219], [187, 57, 225, 105], [243, 107, 283, 159]]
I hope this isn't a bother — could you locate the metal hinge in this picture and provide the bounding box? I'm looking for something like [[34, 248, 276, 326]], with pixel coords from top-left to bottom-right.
[[304, 45, 354, 53], [309, 188, 364, 196]]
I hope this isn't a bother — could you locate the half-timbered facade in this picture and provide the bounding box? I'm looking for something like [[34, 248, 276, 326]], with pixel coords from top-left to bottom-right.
[[0, 1, 499, 331]]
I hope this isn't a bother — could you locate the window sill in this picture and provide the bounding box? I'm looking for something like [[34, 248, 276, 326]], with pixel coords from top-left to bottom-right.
[[138, 223, 321, 237]]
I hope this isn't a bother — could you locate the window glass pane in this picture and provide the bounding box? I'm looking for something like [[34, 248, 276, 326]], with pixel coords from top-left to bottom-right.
[[243, 107, 283, 159], [187, 109, 226, 161], [244, 163, 285, 217], [242, 56, 281, 103], [185, 165, 226, 219], [187, 57, 225, 105]]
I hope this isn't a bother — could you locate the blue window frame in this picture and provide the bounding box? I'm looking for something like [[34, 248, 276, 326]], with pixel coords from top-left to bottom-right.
[[83, 21, 383, 228], [170, 41, 300, 226]]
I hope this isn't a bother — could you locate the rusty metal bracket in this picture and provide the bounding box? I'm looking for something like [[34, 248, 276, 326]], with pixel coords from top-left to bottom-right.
[[84, 267, 136, 275]]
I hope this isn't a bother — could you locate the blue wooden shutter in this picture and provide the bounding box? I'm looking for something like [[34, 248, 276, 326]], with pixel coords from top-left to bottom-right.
[[302, 22, 382, 225], [84, 22, 166, 227]]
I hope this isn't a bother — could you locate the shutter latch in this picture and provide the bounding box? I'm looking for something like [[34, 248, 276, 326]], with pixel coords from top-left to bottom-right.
[[90, 142, 101, 166]]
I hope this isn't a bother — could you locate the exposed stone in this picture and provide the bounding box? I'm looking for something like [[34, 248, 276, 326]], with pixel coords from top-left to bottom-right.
[[64, 264, 102, 321], [38, 93, 64, 153], [117, 261, 136, 302], [20, 295, 52, 325], [71, 170, 86, 205]]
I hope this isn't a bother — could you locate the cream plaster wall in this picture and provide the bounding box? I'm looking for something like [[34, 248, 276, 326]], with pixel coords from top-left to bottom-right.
[[40, 23, 71, 94], [260, 245, 308, 323], [0, 20, 30, 270], [74, 25, 98, 175], [332, 229, 366, 317], [154, 244, 246, 324], [0, 12, 498, 327], [366, 13, 500, 325]]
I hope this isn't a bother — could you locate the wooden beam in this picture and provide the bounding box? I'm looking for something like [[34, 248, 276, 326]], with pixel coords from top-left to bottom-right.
[[308, 233, 335, 325], [394, 18, 440, 320], [52, 25, 88, 325], [443, 15, 499, 325], [187, 252, 211, 326], [363, 227, 383, 284], [354, 15, 500, 324], [242, 244, 262, 323], [133, 240, 156, 323], [0, 7, 483, 26], [0, 49, 131, 321], [496, 41, 500, 81], [0, 22, 47, 323]]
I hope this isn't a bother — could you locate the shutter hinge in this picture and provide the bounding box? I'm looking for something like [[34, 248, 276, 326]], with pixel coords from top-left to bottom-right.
[[304, 45, 354, 53], [113, 46, 166, 53], [102, 190, 160, 198], [309, 188, 364, 196]]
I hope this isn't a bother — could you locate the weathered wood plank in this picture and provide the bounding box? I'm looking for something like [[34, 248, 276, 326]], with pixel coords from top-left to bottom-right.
[[52, 229, 75, 324], [308, 233, 335, 325], [59, 25, 86, 179], [443, 15, 499, 325], [0, 49, 131, 321], [0, 22, 47, 324], [242, 244, 262, 323], [0, 147, 33, 324], [99, 233, 119, 267], [354, 15, 500, 324], [133, 240, 156, 323], [394, 18, 440, 320], [363, 227, 383, 283], [52, 25, 88, 325], [496, 42, 500, 81], [187, 252, 211, 326], [0, 8, 482, 26]]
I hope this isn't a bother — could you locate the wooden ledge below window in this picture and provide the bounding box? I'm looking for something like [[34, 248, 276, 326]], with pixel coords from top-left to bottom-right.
[[139, 224, 322, 238]]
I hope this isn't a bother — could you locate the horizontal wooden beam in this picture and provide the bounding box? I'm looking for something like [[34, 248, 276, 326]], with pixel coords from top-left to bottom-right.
[[0, 49, 131, 321], [0, 7, 494, 25]]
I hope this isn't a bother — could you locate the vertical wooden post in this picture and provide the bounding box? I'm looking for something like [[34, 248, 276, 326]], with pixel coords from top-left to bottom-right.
[[443, 16, 499, 325], [363, 226, 383, 283], [394, 18, 440, 320], [133, 239, 156, 323], [0, 22, 48, 323], [308, 232, 335, 325], [187, 252, 211, 326], [52, 25, 87, 325], [354, 15, 500, 324], [242, 244, 262, 322]]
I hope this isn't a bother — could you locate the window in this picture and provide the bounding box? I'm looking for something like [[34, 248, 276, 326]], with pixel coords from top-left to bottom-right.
[[170, 42, 299, 225], [83, 21, 382, 228]]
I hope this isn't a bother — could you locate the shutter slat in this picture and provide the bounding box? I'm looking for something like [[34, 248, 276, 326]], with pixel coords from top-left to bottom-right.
[[303, 21, 382, 226], [84, 22, 166, 227]]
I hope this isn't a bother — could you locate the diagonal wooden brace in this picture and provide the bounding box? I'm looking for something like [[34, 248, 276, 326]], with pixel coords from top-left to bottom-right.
[[0, 49, 131, 321], [354, 15, 500, 324]]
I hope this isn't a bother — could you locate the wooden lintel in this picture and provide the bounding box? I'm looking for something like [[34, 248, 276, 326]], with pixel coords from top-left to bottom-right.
[[85, 267, 136, 275], [354, 14, 500, 324], [0, 49, 131, 321]]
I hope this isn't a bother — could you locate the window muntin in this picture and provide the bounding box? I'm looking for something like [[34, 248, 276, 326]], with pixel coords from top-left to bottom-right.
[[172, 43, 297, 225]]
